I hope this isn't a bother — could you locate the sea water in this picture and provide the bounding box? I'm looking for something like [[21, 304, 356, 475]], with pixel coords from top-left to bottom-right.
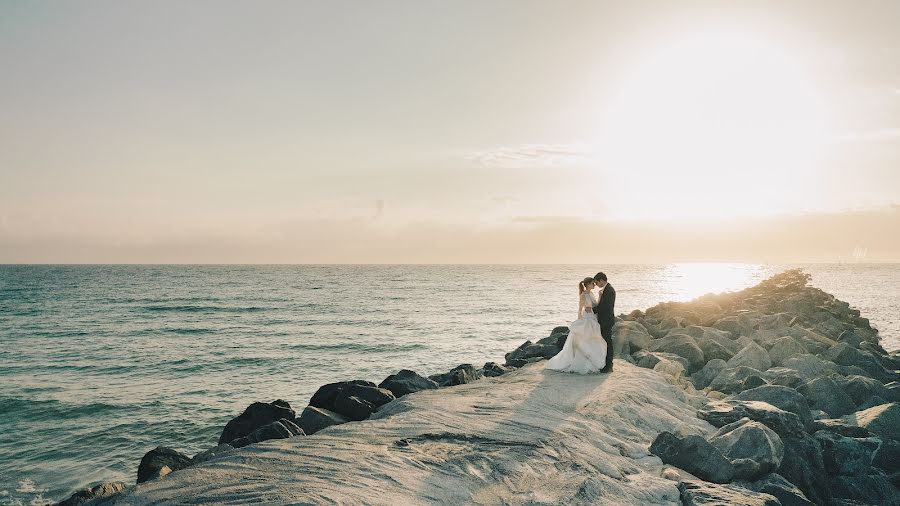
[[1, 263, 897, 504]]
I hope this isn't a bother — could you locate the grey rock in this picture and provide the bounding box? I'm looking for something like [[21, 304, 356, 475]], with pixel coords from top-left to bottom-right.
[[768, 337, 807, 367], [191, 443, 233, 465], [781, 354, 839, 381], [612, 320, 652, 355], [732, 458, 763, 481], [337, 383, 395, 410], [737, 473, 815, 506], [649, 334, 706, 373], [810, 418, 871, 438], [728, 342, 772, 372], [229, 418, 304, 448], [550, 325, 569, 336], [635, 350, 690, 371], [836, 375, 900, 406], [504, 341, 559, 366], [482, 361, 513, 377], [333, 395, 375, 422], [872, 439, 900, 474], [764, 367, 806, 389], [813, 431, 880, 476], [677, 481, 780, 505], [378, 369, 439, 397], [695, 335, 737, 362], [136, 446, 192, 484], [742, 375, 770, 391], [710, 418, 784, 479], [829, 473, 899, 504], [309, 380, 374, 412], [218, 399, 296, 445], [848, 402, 900, 441], [778, 433, 831, 506], [733, 385, 813, 430], [649, 431, 735, 484], [699, 400, 805, 437], [709, 366, 767, 395], [429, 363, 482, 386], [296, 406, 349, 435], [797, 377, 857, 417], [822, 342, 898, 383], [57, 481, 127, 506], [692, 359, 728, 389]]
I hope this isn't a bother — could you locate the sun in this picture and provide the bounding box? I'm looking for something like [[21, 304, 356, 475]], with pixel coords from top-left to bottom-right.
[[597, 30, 831, 221]]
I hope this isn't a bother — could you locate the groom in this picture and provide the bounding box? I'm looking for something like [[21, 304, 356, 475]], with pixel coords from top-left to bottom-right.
[[592, 272, 616, 373]]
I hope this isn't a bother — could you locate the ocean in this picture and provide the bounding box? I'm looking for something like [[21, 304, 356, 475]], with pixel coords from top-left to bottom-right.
[[1, 263, 898, 505]]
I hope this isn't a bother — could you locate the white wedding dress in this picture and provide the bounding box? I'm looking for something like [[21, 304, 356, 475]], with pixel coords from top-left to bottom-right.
[[545, 289, 608, 374]]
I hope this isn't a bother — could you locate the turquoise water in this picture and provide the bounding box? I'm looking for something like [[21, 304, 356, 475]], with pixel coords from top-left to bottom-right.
[[1, 264, 897, 504]]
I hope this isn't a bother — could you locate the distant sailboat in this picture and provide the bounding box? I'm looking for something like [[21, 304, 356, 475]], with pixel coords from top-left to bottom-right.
[[853, 246, 868, 263]]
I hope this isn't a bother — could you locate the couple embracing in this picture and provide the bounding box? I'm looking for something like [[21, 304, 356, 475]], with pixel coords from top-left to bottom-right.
[[546, 272, 616, 374]]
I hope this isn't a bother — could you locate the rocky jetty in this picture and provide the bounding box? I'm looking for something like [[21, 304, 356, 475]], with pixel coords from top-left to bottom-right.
[[55, 270, 900, 505]]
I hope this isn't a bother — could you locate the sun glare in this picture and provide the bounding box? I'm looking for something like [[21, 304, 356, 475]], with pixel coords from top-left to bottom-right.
[[599, 31, 831, 221]]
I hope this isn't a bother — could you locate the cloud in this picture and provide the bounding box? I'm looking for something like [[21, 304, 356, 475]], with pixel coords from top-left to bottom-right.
[[466, 143, 591, 168]]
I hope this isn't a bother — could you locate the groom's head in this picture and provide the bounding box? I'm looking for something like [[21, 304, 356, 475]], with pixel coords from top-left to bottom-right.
[[593, 272, 608, 288]]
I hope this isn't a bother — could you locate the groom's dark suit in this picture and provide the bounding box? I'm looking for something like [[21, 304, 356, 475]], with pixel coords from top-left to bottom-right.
[[593, 283, 616, 370]]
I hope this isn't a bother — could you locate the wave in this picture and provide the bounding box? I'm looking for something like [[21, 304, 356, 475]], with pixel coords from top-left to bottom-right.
[[288, 342, 427, 353], [140, 305, 268, 313], [0, 397, 131, 421]]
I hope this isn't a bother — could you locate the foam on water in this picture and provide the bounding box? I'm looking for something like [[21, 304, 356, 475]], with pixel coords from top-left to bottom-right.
[[0, 263, 897, 504]]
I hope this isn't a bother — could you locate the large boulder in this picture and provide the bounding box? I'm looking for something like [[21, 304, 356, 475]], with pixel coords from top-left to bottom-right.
[[335, 383, 395, 413], [736, 474, 815, 506], [378, 369, 439, 397], [677, 481, 780, 506], [709, 418, 784, 479], [763, 367, 806, 389], [136, 446, 192, 484], [692, 359, 728, 389], [217, 399, 296, 445], [727, 342, 772, 373], [797, 377, 856, 417], [872, 439, 900, 475], [309, 380, 377, 412], [333, 395, 376, 422], [708, 366, 767, 395], [778, 433, 831, 506], [713, 315, 757, 338], [504, 341, 559, 366], [829, 473, 899, 505], [822, 342, 898, 383], [813, 431, 880, 476], [732, 385, 813, 430], [482, 361, 513, 377], [810, 418, 872, 438], [836, 375, 900, 406], [649, 431, 735, 484], [696, 336, 737, 362], [649, 334, 706, 373], [429, 363, 482, 386], [781, 354, 839, 381], [191, 443, 233, 465], [296, 406, 349, 435], [228, 418, 304, 448], [612, 320, 652, 355], [847, 402, 900, 441], [635, 350, 690, 372], [768, 337, 807, 367], [57, 482, 127, 506], [698, 400, 805, 437]]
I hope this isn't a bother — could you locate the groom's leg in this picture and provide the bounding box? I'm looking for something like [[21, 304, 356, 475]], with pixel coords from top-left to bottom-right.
[[601, 324, 614, 369]]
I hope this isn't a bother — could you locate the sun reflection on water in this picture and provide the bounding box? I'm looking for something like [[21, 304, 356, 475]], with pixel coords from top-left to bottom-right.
[[660, 263, 768, 302]]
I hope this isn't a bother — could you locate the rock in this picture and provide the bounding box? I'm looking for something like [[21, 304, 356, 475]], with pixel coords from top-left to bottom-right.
[[191, 443, 233, 465], [781, 354, 839, 381], [829, 473, 899, 504], [482, 361, 513, 377], [309, 380, 376, 412], [822, 342, 898, 383], [732, 385, 813, 430], [612, 320, 652, 355], [797, 377, 856, 417], [677, 481, 780, 505], [778, 433, 831, 506], [708, 366, 767, 395], [737, 473, 815, 506], [813, 431, 880, 476], [649, 431, 735, 484], [872, 439, 900, 474], [335, 383, 396, 412], [836, 375, 900, 407], [635, 350, 690, 372], [653, 357, 686, 380], [649, 334, 706, 373], [709, 418, 784, 479], [217, 399, 296, 445], [742, 375, 769, 391], [810, 419, 871, 438], [429, 363, 482, 386], [714, 315, 757, 338], [136, 446, 192, 484], [333, 395, 376, 422], [692, 359, 728, 389], [696, 336, 737, 362], [504, 341, 559, 366], [296, 406, 349, 435], [763, 367, 806, 389], [550, 325, 569, 336], [727, 342, 772, 373], [732, 458, 763, 481], [699, 400, 805, 437], [229, 418, 304, 448], [378, 369, 439, 397], [848, 402, 900, 441], [768, 337, 807, 367], [57, 481, 127, 506]]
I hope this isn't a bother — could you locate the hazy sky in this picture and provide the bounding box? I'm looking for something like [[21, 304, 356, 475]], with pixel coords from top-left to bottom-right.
[[2, 1, 899, 263]]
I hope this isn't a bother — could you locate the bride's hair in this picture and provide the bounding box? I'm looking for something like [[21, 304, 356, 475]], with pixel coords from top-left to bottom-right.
[[578, 277, 594, 294]]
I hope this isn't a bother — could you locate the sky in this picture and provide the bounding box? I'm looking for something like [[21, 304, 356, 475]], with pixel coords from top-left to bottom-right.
[[1, 0, 899, 263]]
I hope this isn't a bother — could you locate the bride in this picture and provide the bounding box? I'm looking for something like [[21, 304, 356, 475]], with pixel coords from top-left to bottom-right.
[[545, 277, 608, 374]]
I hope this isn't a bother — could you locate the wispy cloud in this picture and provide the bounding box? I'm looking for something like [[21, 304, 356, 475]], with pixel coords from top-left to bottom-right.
[[466, 143, 591, 168]]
